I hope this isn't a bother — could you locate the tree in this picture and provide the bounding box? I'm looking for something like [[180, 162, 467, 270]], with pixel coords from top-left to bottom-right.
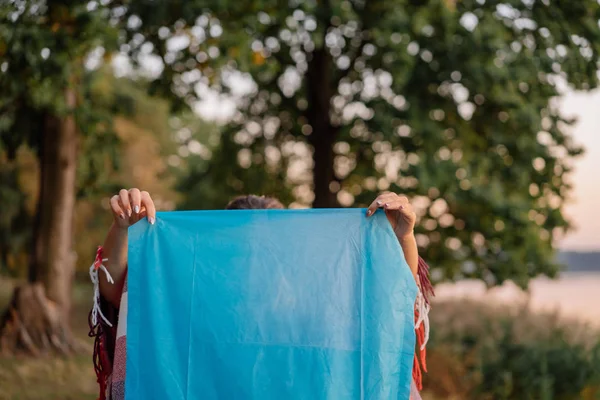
[[0, 1, 118, 354], [124, 0, 600, 287]]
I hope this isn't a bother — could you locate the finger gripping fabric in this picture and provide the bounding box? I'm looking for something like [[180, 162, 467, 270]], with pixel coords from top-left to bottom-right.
[[126, 209, 417, 400]]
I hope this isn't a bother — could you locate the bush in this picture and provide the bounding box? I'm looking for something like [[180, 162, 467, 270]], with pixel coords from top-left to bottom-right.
[[423, 300, 600, 400]]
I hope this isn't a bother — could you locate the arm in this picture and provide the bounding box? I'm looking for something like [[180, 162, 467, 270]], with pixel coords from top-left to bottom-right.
[[101, 188, 156, 307], [367, 192, 432, 394], [366, 192, 419, 281], [398, 233, 418, 281], [99, 223, 129, 307]]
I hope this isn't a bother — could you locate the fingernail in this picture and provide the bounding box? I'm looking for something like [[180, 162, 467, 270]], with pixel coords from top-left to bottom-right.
[[127, 209, 132, 217], [400, 205, 404, 209], [149, 217, 155, 225], [134, 205, 140, 214], [119, 213, 125, 219], [366, 210, 372, 216], [377, 200, 382, 206], [384, 203, 389, 208]]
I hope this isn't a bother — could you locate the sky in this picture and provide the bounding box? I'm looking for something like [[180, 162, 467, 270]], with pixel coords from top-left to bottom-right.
[[557, 89, 600, 251]]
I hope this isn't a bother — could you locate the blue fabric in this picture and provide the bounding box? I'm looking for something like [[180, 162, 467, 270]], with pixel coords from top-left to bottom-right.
[[126, 209, 417, 400]]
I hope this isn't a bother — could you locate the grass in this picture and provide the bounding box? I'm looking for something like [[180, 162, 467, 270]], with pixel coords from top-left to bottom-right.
[[0, 278, 98, 400], [0, 354, 97, 400]]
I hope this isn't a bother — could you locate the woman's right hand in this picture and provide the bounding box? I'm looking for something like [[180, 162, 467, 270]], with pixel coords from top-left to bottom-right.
[[110, 188, 156, 228]]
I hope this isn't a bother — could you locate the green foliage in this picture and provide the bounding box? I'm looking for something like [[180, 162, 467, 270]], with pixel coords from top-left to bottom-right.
[[478, 323, 600, 399], [0, 2, 182, 278], [118, 0, 600, 286], [0, 1, 122, 189], [427, 300, 600, 400], [2, 3, 121, 201], [0, 1, 119, 152], [0, 2, 123, 278]]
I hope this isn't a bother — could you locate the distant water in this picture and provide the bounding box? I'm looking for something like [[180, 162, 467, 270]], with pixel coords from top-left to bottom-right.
[[434, 272, 600, 326]]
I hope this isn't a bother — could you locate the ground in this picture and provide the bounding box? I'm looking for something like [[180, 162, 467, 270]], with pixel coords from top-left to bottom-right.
[[0, 279, 97, 400]]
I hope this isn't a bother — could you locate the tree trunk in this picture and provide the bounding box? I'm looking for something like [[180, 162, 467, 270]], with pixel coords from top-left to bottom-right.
[[311, 129, 337, 208], [306, 47, 338, 208], [0, 88, 79, 355]]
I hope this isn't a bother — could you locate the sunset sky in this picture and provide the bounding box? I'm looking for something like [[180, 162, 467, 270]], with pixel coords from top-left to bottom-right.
[[558, 89, 600, 251]]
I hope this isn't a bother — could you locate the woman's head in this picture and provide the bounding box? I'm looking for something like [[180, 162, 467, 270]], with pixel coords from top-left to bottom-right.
[[225, 195, 284, 210]]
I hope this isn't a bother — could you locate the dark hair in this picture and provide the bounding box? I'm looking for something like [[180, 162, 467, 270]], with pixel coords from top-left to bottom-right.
[[225, 195, 284, 210]]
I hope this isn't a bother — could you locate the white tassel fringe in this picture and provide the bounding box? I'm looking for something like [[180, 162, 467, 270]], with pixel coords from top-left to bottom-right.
[[89, 257, 114, 327], [414, 290, 430, 350]]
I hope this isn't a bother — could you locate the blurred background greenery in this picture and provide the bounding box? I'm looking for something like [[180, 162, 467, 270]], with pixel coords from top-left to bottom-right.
[[1, 0, 599, 399]]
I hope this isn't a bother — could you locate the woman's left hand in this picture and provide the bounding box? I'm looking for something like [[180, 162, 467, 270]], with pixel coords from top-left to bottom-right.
[[366, 192, 416, 240]]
